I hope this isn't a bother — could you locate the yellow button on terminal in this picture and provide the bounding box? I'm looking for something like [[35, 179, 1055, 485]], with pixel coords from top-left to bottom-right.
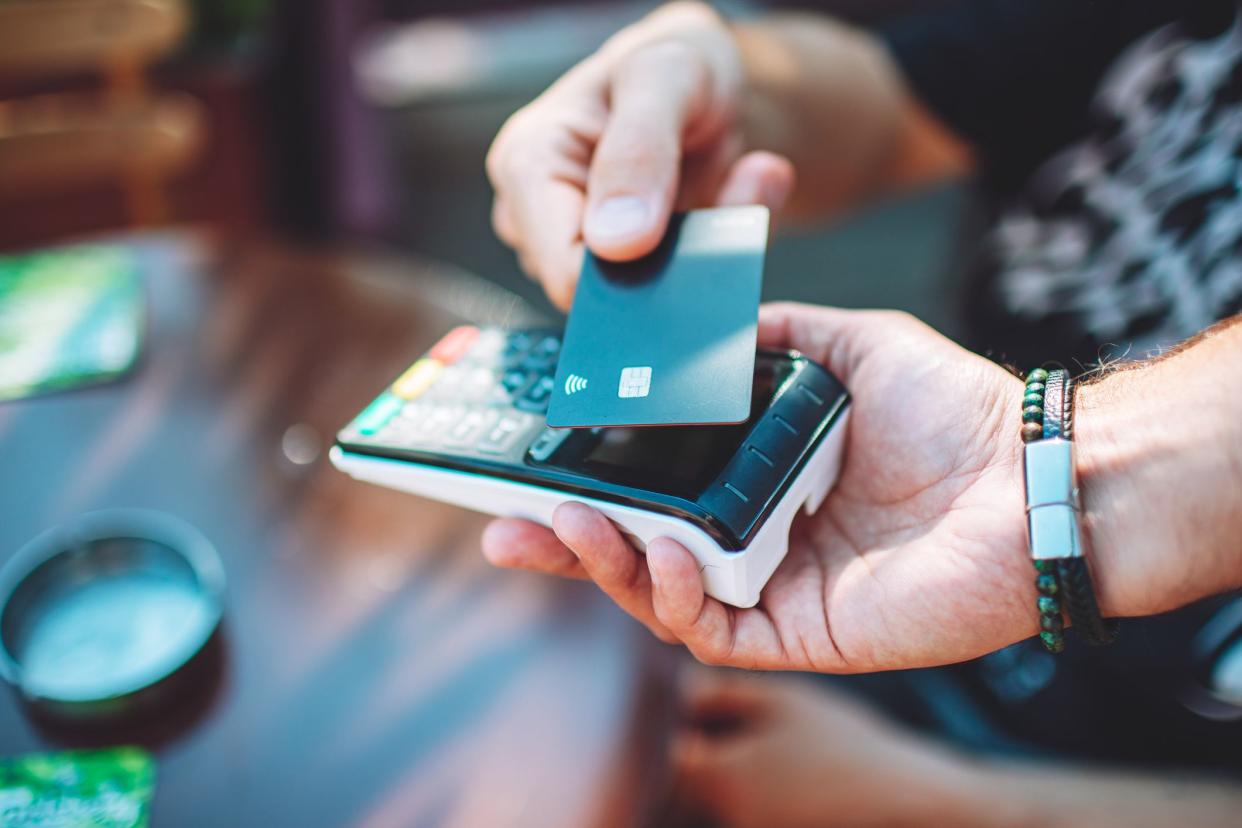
[[392, 358, 443, 400]]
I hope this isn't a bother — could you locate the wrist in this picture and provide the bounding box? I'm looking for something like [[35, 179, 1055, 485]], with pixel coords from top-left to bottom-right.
[[899, 746, 1034, 828], [1075, 358, 1242, 617], [735, 15, 908, 217]]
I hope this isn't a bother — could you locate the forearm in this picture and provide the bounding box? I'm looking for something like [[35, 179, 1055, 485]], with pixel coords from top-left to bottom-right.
[[939, 756, 1242, 828], [733, 14, 971, 219], [1077, 315, 1242, 618]]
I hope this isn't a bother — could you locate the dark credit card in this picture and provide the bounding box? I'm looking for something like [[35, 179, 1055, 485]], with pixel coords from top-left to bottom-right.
[[547, 206, 768, 428]]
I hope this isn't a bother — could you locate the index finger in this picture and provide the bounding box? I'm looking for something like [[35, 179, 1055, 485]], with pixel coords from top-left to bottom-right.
[[583, 41, 711, 261], [645, 537, 788, 670], [551, 502, 678, 643]]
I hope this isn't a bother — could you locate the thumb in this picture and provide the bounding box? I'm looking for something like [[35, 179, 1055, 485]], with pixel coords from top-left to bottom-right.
[[758, 302, 886, 386], [584, 42, 714, 261]]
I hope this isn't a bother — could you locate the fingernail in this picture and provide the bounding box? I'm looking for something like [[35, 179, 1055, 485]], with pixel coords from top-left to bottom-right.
[[647, 561, 663, 592], [762, 178, 791, 211], [585, 196, 652, 241]]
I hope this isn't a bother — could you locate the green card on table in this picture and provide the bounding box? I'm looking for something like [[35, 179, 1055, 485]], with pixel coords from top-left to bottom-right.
[[0, 747, 155, 828], [0, 245, 145, 402]]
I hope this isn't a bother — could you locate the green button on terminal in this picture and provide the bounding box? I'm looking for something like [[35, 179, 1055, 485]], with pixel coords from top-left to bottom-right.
[[355, 393, 403, 435]]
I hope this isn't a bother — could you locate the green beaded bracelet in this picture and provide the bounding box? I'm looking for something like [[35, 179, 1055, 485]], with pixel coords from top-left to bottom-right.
[[1033, 559, 1065, 653], [1021, 369, 1066, 654]]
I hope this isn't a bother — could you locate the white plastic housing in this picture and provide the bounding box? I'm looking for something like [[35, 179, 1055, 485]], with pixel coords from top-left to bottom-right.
[[330, 408, 848, 608]]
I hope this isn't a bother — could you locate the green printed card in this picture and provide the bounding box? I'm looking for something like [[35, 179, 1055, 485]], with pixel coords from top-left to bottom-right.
[[0, 245, 145, 401], [0, 747, 155, 828]]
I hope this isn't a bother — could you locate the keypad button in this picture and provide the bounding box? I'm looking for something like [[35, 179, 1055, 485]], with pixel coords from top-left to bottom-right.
[[515, 375, 554, 412], [462, 368, 497, 401], [502, 334, 533, 368], [477, 413, 533, 455], [532, 335, 560, 358], [375, 420, 412, 442], [520, 352, 555, 372], [418, 404, 463, 441], [398, 402, 428, 422], [429, 325, 479, 363], [506, 331, 534, 353], [501, 352, 528, 372], [442, 408, 498, 449], [376, 404, 454, 448], [392, 358, 443, 400], [527, 427, 572, 462], [466, 329, 506, 362], [418, 367, 458, 401], [354, 393, 403, 436], [500, 370, 530, 395]]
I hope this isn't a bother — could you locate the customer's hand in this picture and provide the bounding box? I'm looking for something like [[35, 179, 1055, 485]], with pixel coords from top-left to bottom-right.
[[673, 670, 964, 828], [673, 668, 1242, 828], [485, 2, 794, 309], [484, 302, 1043, 671]]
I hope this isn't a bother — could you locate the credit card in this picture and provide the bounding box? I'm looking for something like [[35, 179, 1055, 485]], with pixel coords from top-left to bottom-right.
[[547, 206, 768, 428]]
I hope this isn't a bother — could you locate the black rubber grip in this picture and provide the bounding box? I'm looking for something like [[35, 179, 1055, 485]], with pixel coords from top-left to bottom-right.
[[1056, 556, 1119, 646]]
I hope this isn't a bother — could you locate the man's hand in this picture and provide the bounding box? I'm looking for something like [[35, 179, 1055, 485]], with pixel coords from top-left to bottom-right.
[[486, 2, 795, 310], [484, 302, 1039, 671], [674, 670, 965, 828], [486, 3, 970, 311], [482, 303, 1242, 671], [674, 670, 1242, 828]]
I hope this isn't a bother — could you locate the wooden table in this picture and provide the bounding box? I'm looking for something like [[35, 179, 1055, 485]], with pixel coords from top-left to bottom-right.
[[0, 234, 676, 827]]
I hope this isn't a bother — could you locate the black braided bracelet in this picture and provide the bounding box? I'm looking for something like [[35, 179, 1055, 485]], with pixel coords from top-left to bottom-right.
[[1053, 377, 1119, 646], [1057, 557, 1118, 645], [1021, 367, 1066, 654], [1042, 371, 1066, 440]]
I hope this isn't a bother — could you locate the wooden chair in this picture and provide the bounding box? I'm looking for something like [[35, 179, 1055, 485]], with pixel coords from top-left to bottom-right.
[[0, 0, 204, 225]]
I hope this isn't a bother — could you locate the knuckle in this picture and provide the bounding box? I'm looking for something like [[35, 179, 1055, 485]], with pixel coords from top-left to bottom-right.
[[874, 308, 920, 330], [486, 109, 536, 183], [652, 627, 682, 645], [484, 137, 510, 185], [689, 638, 728, 667], [692, 648, 723, 668], [491, 204, 517, 246], [631, 38, 706, 77], [651, 1, 722, 33], [598, 131, 676, 174]]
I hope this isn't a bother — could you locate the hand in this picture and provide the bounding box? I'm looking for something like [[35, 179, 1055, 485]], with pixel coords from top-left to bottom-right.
[[673, 670, 966, 828], [485, 1, 794, 309], [483, 302, 1046, 672]]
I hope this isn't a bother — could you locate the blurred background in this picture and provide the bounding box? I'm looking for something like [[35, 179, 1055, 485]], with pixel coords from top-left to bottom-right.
[[0, 0, 969, 332], [6, 3, 1242, 827], [0, 3, 971, 825]]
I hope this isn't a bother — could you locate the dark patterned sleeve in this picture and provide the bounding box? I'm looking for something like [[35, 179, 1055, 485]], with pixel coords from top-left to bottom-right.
[[876, 0, 1210, 188]]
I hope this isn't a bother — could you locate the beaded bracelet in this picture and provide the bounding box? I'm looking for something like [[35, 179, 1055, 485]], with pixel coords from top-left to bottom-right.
[[1020, 368, 1118, 653], [1021, 367, 1066, 653]]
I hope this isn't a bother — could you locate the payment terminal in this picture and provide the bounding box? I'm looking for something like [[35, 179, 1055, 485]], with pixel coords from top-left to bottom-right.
[[330, 326, 850, 608]]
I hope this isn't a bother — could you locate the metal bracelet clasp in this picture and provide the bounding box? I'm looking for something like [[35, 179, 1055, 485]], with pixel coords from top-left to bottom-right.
[[1023, 438, 1083, 560]]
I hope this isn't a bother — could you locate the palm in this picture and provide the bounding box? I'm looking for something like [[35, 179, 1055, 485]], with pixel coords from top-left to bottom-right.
[[481, 305, 1033, 672], [753, 332, 1029, 671]]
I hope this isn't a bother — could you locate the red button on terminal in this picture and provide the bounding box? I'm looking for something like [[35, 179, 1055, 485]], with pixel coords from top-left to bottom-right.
[[429, 325, 479, 363]]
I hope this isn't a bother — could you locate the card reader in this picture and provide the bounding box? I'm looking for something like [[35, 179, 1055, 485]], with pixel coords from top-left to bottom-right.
[[330, 326, 850, 608]]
